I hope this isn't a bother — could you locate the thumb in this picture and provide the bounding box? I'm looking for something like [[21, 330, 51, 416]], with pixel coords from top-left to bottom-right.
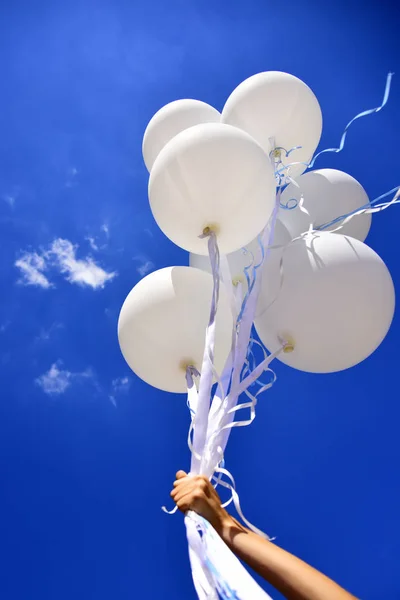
[[175, 470, 187, 480]]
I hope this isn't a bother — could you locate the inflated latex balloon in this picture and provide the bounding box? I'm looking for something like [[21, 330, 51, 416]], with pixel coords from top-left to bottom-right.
[[142, 99, 220, 172], [190, 220, 291, 293], [255, 232, 395, 373], [149, 123, 276, 255], [118, 267, 233, 393], [221, 71, 322, 180], [279, 169, 371, 241]]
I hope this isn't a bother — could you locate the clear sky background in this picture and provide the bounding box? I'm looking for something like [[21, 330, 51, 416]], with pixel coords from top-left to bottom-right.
[[0, 1, 399, 599]]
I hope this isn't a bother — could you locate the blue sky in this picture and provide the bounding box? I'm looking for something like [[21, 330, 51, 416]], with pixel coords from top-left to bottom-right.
[[0, 1, 399, 599]]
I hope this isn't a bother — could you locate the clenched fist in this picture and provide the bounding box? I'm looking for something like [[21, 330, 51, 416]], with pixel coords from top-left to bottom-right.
[[170, 470, 234, 534]]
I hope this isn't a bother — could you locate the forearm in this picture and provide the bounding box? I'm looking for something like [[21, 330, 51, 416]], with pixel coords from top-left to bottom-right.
[[171, 472, 357, 599], [217, 518, 357, 600]]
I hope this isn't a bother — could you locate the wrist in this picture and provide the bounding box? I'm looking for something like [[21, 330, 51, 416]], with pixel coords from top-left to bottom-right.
[[214, 514, 246, 545]]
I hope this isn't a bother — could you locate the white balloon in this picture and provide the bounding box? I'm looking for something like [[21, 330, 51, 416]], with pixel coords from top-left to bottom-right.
[[142, 99, 220, 172], [118, 267, 233, 393], [149, 123, 276, 255], [222, 71, 322, 180], [279, 169, 372, 242], [189, 220, 291, 293], [255, 232, 395, 373]]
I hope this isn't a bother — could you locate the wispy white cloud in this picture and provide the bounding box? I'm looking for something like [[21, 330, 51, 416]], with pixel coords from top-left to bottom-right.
[[137, 261, 154, 277], [2, 185, 20, 207], [134, 255, 154, 277], [36, 361, 94, 396], [50, 238, 116, 289], [85, 236, 99, 251], [15, 252, 52, 288], [109, 376, 131, 407], [85, 223, 110, 252], [36, 322, 64, 342], [15, 238, 117, 290], [36, 363, 72, 395], [112, 376, 130, 393]]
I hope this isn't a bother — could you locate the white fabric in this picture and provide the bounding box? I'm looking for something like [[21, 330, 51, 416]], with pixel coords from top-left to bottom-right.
[[186, 511, 273, 600]]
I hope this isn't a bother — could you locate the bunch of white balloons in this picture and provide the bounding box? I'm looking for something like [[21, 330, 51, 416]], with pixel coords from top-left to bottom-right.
[[118, 71, 395, 391]]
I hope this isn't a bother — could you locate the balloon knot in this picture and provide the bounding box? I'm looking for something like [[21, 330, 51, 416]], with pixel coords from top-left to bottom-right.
[[283, 343, 294, 354], [180, 359, 197, 372], [201, 224, 220, 237], [279, 334, 295, 353], [232, 276, 244, 287]]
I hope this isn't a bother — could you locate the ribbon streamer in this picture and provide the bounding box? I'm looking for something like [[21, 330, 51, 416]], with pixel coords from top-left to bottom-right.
[[165, 72, 396, 600], [309, 72, 394, 168], [272, 72, 394, 188], [186, 510, 273, 599], [317, 185, 400, 232], [190, 231, 221, 475]]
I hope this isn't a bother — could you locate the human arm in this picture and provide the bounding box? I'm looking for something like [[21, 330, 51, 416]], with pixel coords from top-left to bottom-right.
[[171, 471, 357, 600]]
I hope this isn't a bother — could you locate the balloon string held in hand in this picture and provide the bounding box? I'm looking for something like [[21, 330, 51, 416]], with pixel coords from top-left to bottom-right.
[[190, 230, 221, 475], [172, 472, 358, 600]]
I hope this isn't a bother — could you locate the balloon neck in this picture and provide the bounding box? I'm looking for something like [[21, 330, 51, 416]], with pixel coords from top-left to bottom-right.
[[272, 148, 282, 159], [283, 343, 295, 354], [232, 275, 244, 287], [202, 223, 220, 237], [180, 359, 197, 371], [279, 334, 295, 353]]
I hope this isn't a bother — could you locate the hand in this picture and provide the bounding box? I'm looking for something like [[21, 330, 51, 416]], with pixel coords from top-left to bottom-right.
[[171, 474, 358, 600], [170, 470, 234, 534]]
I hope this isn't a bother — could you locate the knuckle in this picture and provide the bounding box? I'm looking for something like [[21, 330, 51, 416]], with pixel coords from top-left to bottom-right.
[[194, 476, 208, 490], [192, 490, 203, 502]]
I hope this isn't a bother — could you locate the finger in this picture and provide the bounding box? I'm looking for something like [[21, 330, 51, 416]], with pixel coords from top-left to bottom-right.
[[177, 491, 206, 516], [173, 476, 189, 488], [171, 484, 198, 504], [175, 491, 194, 513], [173, 476, 209, 501], [198, 475, 212, 497], [176, 490, 202, 514], [170, 480, 192, 500], [176, 470, 187, 480], [176, 499, 191, 514], [172, 478, 192, 495]]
